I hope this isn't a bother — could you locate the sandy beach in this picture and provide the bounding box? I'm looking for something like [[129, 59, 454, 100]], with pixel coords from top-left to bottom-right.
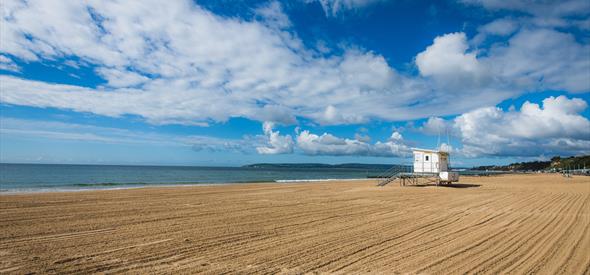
[[1, 174, 589, 274]]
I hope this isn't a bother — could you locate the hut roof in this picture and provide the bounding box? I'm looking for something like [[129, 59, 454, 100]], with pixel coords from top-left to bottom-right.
[[412, 148, 449, 155]]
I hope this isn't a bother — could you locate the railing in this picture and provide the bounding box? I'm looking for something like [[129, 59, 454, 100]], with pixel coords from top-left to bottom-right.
[[376, 164, 413, 186]]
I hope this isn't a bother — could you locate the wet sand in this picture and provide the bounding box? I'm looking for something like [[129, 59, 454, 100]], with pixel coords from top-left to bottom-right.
[[1, 174, 589, 274]]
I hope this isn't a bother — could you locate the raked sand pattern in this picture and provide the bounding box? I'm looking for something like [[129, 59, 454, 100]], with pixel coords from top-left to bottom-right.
[[1, 174, 589, 274]]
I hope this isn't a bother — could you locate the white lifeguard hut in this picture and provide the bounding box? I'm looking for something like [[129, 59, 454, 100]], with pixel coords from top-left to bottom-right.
[[376, 147, 459, 186], [412, 148, 459, 183]]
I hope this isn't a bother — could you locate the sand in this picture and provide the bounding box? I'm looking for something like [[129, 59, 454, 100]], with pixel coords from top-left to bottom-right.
[[1, 174, 589, 274]]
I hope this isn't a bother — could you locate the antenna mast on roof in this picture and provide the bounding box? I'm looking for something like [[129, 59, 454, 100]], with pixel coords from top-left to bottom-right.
[[437, 127, 441, 151], [446, 126, 450, 150], [446, 126, 452, 170]]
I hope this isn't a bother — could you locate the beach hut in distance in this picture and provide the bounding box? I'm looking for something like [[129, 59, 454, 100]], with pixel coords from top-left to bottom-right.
[[377, 147, 459, 186]]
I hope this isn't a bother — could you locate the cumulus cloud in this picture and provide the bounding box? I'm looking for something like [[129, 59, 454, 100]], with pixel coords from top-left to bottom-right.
[[416, 29, 589, 102], [486, 29, 590, 93], [420, 117, 451, 136], [295, 130, 411, 157], [451, 96, 590, 157], [416, 33, 480, 77], [256, 122, 294, 154], [416, 32, 490, 89]]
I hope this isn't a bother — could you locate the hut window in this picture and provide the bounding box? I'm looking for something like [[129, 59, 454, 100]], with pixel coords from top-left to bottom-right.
[[425, 155, 429, 161]]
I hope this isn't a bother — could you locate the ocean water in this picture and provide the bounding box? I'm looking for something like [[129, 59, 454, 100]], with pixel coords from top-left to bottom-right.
[[0, 163, 390, 193]]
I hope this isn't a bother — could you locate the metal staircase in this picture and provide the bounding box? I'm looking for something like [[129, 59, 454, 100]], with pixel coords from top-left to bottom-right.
[[376, 165, 413, 186]]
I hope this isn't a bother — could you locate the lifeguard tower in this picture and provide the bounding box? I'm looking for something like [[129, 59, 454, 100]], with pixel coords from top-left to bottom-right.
[[376, 148, 459, 186]]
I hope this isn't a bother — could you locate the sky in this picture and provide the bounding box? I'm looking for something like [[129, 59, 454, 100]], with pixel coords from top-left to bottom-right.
[[0, 0, 589, 167]]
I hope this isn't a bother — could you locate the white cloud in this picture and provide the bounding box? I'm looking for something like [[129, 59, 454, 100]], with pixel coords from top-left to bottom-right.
[[416, 29, 589, 101], [479, 18, 519, 36], [255, 1, 292, 29], [486, 28, 590, 93], [460, 0, 590, 18], [354, 132, 371, 142], [390, 131, 402, 140], [415, 32, 491, 91], [461, 0, 590, 31], [95, 67, 149, 88], [0, 54, 20, 72], [256, 122, 294, 154], [439, 143, 453, 153], [420, 117, 450, 136], [416, 33, 481, 77], [472, 18, 519, 44], [452, 96, 590, 157], [315, 0, 386, 17], [295, 129, 411, 157], [0, 117, 254, 151]]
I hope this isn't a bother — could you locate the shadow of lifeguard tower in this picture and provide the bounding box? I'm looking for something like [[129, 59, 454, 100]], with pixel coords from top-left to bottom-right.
[[377, 148, 459, 187]]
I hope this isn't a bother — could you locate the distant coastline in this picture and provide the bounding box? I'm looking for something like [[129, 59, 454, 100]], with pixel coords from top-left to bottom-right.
[[471, 155, 590, 174], [242, 163, 404, 170]]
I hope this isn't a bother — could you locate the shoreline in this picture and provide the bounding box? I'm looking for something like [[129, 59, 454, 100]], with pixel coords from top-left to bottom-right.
[[3, 171, 577, 195], [0, 178, 375, 195]]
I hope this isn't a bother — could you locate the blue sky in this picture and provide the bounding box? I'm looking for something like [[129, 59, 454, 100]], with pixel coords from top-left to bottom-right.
[[0, 0, 589, 167]]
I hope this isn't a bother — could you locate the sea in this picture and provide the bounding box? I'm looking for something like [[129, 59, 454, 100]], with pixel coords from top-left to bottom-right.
[[0, 163, 498, 193], [0, 163, 391, 193]]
